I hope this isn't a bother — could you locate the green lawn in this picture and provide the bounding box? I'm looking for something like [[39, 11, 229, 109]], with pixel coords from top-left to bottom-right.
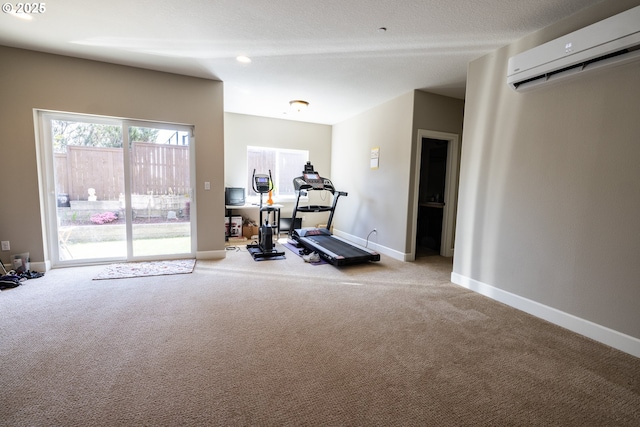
[[61, 237, 191, 260]]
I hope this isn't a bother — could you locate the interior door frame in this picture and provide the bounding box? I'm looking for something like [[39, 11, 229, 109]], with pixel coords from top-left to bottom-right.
[[410, 129, 460, 259]]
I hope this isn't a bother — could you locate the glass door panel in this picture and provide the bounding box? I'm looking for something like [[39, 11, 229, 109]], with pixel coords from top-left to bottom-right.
[[128, 125, 192, 258], [49, 116, 127, 262]]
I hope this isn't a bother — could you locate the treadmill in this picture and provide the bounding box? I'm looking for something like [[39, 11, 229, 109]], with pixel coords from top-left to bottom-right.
[[289, 162, 380, 266]]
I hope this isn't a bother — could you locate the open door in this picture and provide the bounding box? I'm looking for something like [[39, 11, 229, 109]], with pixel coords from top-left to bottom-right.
[[417, 138, 448, 255], [411, 130, 459, 259]]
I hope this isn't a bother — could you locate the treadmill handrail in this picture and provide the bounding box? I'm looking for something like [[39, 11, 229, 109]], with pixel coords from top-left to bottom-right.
[[291, 184, 346, 234]]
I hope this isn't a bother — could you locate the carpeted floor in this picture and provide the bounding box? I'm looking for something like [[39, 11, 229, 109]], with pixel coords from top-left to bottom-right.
[[1, 248, 639, 426]]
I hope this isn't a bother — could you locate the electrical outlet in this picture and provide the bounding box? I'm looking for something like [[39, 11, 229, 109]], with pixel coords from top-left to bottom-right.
[[1, 241, 9, 251]]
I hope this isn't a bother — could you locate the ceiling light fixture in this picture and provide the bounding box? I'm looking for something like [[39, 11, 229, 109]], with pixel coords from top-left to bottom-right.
[[236, 55, 251, 64], [289, 100, 309, 112]]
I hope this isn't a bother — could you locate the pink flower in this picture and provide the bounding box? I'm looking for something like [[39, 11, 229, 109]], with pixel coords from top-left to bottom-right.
[[90, 212, 118, 224]]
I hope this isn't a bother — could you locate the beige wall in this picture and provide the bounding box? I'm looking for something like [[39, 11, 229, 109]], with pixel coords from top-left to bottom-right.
[[223, 113, 332, 226], [331, 92, 415, 258], [331, 91, 464, 259], [0, 46, 225, 268], [453, 0, 640, 343]]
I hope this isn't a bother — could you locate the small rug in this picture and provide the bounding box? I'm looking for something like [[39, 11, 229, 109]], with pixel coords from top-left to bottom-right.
[[93, 259, 196, 280]]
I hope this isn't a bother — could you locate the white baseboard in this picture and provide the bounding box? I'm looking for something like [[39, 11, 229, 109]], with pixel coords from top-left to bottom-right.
[[3, 261, 49, 273], [451, 272, 640, 358], [30, 261, 50, 272], [332, 229, 405, 261], [196, 250, 226, 260]]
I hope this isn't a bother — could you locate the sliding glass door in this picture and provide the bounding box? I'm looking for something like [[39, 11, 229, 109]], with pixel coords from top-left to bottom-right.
[[40, 112, 195, 266], [129, 124, 192, 257]]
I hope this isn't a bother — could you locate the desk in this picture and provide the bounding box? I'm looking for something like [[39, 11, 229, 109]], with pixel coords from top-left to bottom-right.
[[225, 204, 260, 214]]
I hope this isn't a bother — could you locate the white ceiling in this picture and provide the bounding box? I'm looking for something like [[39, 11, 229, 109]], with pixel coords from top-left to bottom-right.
[[0, 0, 605, 125]]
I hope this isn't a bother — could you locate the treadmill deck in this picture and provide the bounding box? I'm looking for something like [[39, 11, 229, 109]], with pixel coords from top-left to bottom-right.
[[293, 228, 380, 266]]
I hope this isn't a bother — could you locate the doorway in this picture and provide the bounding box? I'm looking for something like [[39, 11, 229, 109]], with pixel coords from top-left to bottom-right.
[[417, 138, 448, 255], [410, 130, 459, 259], [37, 111, 195, 267]]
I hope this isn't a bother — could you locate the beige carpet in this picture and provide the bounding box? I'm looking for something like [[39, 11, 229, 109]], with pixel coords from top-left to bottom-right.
[[1, 247, 639, 426]]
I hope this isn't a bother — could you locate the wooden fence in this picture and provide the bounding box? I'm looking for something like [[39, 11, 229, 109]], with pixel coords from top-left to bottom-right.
[[55, 143, 190, 201]]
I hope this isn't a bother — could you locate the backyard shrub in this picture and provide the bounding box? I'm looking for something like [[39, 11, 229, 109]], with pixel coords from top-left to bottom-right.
[[90, 212, 118, 224]]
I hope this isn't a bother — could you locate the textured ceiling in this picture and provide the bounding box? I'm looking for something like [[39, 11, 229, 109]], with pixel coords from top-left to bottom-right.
[[0, 0, 605, 124]]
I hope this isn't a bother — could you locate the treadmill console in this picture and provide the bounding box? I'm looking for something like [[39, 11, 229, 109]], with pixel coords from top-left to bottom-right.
[[322, 178, 335, 192], [293, 177, 308, 190], [294, 161, 334, 191], [303, 172, 324, 189]]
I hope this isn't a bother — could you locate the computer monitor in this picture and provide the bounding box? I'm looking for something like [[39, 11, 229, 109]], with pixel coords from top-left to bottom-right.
[[225, 187, 245, 206]]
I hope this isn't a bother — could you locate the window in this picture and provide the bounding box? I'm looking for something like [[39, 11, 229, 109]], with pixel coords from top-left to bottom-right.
[[247, 146, 309, 198]]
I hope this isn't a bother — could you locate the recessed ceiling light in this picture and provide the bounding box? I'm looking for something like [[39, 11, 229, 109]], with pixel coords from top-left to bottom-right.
[[377, 27, 387, 33], [236, 55, 252, 64]]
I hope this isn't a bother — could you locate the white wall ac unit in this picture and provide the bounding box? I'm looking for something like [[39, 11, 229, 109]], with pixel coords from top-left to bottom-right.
[[507, 5, 640, 91]]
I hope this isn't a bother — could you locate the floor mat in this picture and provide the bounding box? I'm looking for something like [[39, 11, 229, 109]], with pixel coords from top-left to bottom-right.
[[93, 259, 196, 280], [247, 244, 286, 261]]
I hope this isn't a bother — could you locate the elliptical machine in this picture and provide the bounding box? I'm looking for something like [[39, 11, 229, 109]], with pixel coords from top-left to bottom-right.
[[246, 169, 285, 260]]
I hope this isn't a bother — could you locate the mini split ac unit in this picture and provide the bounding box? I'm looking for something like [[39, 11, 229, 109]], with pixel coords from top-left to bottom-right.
[[507, 5, 640, 91]]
